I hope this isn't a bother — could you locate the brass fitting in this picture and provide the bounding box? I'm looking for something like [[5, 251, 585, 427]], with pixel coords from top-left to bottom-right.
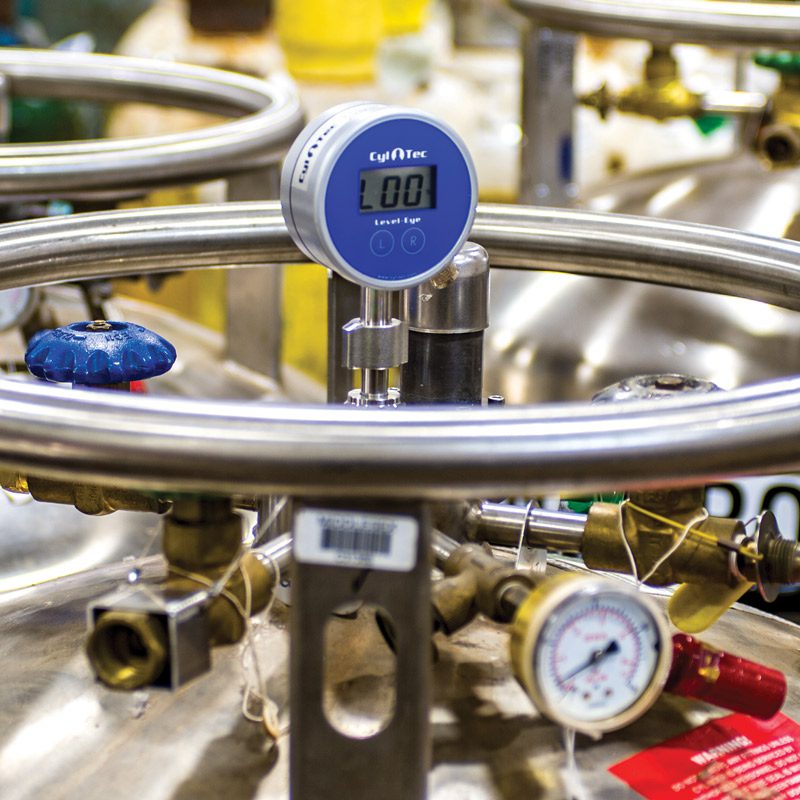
[[87, 610, 169, 691], [432, 570, 478, 635], [580, 46, 702, 122], [582, 489, 745, 587], [87, 497, 277, 690], [757, 74, 800, 166], [161, 497, 275, 646], [440, 543, 535, 624], [0, 468, 168, 515]]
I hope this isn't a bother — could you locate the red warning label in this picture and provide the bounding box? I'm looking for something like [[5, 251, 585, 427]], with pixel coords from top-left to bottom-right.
[[609, 713, 800, 799]]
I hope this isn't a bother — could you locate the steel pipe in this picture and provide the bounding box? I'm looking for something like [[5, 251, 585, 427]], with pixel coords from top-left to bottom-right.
[[2, 203, 800, 497], [473, 503, 587, 551], [508, 0, 800, 48], [0, 49, 303, 199]]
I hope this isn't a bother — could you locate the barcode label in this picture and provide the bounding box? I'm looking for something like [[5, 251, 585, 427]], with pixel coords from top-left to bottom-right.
[[294, 509, 418, 571]]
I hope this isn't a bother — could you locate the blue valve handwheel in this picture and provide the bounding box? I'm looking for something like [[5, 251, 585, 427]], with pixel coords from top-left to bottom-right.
[[25, 320, 176, 385]]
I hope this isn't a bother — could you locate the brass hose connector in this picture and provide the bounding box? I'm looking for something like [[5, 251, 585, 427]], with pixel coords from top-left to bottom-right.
[[87, 497, 279, 690], [87, 611, 168, 691]]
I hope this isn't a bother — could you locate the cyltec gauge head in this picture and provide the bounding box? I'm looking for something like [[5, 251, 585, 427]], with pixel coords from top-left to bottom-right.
[[510, 573, 672, 735], [281, 102, 478, 290]]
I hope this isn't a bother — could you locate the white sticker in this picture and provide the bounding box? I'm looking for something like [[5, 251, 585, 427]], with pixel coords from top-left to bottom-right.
[[294, 509, 419, 572]]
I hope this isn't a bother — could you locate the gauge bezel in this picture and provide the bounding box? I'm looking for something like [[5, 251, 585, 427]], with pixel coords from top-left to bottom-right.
[[510, 572, 672, 735], [280, 101, 477, 290]]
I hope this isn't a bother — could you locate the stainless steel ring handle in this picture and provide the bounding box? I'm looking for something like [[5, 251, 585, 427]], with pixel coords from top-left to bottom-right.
[[0, 49, 304, 199], [508, 0, 800, 47], [2, 201, 800, 499]]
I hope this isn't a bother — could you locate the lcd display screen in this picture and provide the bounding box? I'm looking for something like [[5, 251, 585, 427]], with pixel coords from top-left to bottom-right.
[[359, 166, 436, 214]]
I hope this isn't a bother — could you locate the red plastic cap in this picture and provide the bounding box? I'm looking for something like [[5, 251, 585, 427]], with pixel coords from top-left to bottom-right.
[[665, 633, 786, 720]]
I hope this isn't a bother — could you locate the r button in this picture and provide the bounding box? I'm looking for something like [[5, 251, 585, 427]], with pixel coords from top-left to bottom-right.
[[369, 230, 395, 257], [401, 227, 425, 255]]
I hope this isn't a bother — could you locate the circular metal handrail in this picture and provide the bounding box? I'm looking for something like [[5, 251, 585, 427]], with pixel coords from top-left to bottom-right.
[[2, 201, 800, 499], [508, 0, 800, 47], [0, 49, 304, 200]]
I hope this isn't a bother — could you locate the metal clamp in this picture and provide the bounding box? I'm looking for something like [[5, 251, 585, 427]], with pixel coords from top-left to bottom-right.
[[342, 317, 408, 370]]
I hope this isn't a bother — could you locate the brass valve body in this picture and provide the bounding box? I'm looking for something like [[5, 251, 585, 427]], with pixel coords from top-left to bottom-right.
[[163, 498, 274, 643], [0, 468, 168, 515], [168, 552, 273, 645], [582, 500, 744, 587], [580, 46, 701, 121]]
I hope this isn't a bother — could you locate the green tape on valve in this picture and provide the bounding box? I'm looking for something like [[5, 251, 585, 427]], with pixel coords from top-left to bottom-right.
[[566, 492, 626, 513], [754, 51, 800, 74], [694, 115, 727, 137]]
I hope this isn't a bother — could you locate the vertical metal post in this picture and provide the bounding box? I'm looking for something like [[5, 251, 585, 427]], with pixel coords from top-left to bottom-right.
[[225, 165, 283, 380], [519, 25, 577, 206], [327, 272, 361, 403], [360, 287, 392, 403], [290, 500, 432, 800]]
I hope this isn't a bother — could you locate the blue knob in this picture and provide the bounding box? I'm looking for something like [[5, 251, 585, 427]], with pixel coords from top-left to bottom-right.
[[25, 320, 176, 385]]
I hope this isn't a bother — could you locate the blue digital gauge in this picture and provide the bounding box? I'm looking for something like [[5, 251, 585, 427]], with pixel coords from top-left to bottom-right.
[[280, 102, 478, 290]]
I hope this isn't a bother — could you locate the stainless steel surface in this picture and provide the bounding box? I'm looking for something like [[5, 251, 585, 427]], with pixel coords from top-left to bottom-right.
[[474, 502, 587, 551], [432, 529, 460, 566], [0, 499, 162, 594], [3, 558, 800, 799], [583, 152, 800, 235], [519, 27, 576, 206], [592, 374, 720, 403], [406, 242, 490, 334], [508, 0, 800, 47], [488, 152, 800, 403], [0, 49, 303, 200], [4, 203, 800, 496]]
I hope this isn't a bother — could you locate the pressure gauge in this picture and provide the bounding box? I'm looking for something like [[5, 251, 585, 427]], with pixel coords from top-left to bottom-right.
[[281, 102, 477, 290], [510, 573, 671, 735], [0, 287, 38, 332]]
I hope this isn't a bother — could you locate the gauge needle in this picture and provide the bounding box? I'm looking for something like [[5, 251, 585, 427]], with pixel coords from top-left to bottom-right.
[[561, 640, 621, 684]]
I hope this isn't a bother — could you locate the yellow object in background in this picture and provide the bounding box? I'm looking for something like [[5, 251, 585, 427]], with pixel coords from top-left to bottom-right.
[[282, 264, 329, 382], [276, 0, 384, 82], [382, 0, 429, 35]]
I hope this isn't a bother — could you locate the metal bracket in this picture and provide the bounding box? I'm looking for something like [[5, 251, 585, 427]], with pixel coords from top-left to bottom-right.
[[290, 500, 431, 800]]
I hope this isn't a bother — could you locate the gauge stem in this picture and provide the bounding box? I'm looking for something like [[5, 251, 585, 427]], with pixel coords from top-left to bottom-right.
[[360, 287, 391, 405]]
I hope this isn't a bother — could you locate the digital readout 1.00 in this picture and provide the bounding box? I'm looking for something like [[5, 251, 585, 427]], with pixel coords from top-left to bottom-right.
[[359, 166, 436, 214]]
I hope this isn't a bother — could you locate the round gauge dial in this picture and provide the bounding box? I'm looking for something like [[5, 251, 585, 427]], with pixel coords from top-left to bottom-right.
[[510, 573, 671, 734], [0, 287, 37, 332]]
